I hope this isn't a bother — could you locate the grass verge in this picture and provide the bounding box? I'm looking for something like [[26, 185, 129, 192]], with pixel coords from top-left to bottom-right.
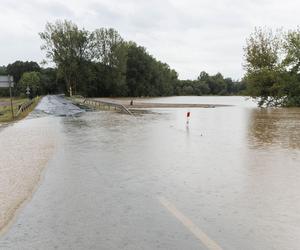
[[0, 97, 41, 123]]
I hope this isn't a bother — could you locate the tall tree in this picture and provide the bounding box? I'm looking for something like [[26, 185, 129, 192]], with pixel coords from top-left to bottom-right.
[[39, 67, 62, 95], [126, 42, 178, 97], [91, 28, 128, 96], [126, 42, 153, 97], [244, 28, 280, 72], [39, 20, 91, 96], [244, 27, 300, 107], [243, 28, 284, 106]]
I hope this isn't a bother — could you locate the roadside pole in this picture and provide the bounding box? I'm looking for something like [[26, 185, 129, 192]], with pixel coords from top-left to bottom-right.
[[8, 75, 14, 120], [0, 75, 14, 120], [26, 86, 30, 100], [186, 111, 190, 126]]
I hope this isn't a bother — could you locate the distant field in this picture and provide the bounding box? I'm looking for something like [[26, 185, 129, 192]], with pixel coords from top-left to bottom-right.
[[0, 97, 37, 123]]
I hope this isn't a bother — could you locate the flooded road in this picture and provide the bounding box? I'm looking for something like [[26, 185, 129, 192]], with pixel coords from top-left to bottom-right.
[[0, 96, 300, 249], [35, 95, 85, 117]]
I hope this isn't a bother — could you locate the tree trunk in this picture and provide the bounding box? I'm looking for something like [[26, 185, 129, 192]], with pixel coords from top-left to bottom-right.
[[69, 85, 73, 97]]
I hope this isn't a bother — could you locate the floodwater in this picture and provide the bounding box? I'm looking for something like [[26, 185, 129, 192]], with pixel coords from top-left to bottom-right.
[[110, 96, 257, 107], [0, 96, 300, 250], [35, 95, 85, 117]]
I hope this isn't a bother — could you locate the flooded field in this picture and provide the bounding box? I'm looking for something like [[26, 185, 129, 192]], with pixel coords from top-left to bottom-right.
[[0, 96, 300, 249]]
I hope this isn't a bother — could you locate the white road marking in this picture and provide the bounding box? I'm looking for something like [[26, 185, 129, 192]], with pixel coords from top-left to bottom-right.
[[158, 196, 223, 250]]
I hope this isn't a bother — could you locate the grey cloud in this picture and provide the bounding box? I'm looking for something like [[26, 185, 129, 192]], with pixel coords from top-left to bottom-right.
[[1, 0, 300, 79], [37, 1, 74, 18]]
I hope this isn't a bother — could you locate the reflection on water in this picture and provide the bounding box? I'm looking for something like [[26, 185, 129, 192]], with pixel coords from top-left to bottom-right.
[[248, 108, 300, 149]]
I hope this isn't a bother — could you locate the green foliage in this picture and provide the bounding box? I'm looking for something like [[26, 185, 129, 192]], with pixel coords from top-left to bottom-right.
[[40, 20, 91, 96], [244, 28, 280, 72], [6, 61, 40, 96], [39, 20, 181, 98], [244, 27, 300, 107], [126, 43, 153, 96], [2, 19, 247, 98], [6, 61, 40, 83], [19, 72, 41, 97], [125, 42, 177, 97], [39, 68, 63, 94], [91, 28, 128, 96], [283, 28, 300, 74], [0, 66, 6, 75], [175, 71, 244, 96]]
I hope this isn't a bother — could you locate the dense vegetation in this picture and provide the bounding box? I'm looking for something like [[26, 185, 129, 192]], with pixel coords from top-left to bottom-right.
[[2, 21, 300, 107], [0, 61, 61, 97], [244, 27, 300, 107], [0, 20, 244, 98]]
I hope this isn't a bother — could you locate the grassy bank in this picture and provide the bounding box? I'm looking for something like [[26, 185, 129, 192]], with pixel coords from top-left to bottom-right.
[[0, 97, 41, 123]]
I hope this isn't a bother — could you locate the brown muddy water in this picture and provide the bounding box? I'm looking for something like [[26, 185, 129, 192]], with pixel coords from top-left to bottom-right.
[[0, 96, 300, 250]]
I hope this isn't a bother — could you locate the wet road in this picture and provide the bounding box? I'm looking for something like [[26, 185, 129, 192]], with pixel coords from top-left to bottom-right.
[[35, 95, 85, 117], [1, 96, 300, 249]]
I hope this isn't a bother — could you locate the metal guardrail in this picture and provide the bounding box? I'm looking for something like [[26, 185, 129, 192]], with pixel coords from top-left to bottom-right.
[[15, 98, 36, 117], [83, 98, 134, 116]]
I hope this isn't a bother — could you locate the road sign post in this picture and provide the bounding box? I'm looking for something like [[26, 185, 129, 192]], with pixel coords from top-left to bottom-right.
[[0, 75, 15, 120], [26, 86, 30, 99], [9, 75, 14, 119]]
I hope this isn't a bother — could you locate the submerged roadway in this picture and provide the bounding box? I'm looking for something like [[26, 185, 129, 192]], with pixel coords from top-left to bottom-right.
[[0, 95, 300, 250]]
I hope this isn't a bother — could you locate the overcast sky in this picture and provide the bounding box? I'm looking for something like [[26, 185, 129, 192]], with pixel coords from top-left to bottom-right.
[[0, 0, 299, 79]]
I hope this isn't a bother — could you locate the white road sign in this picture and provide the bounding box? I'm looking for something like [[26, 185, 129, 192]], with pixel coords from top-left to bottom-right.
[[0, 76, 14, 88]]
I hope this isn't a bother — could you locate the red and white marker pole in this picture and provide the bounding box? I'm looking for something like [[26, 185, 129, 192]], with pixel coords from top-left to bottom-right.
[[186, 111, 190, 125]]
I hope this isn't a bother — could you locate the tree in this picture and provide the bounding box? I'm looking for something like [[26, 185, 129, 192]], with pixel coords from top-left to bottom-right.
[[197, 71, 228, 95], [125, 42, 178, 97], [209, 73, 227, 95], [0, 66, 6, 75], [38, 19, 254, 99], [91, 28, 128, 96], [243, 28, 284, 106], [244, 28, 280, 72], [6, 61, 40, 83], [126, 43, 152, 96], [244, 27, 300, 107], [40, 20, 91, 96], [19, 72, 41, 97], [282, 28, 300, 106], [6, 61, 40, 95], [39, 68, 63, 94], [198, 71, 210, 82], [283, 28, 300, 74]]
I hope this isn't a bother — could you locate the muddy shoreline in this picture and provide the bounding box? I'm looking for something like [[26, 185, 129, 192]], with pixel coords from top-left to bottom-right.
[[93, 98, 232, 109]]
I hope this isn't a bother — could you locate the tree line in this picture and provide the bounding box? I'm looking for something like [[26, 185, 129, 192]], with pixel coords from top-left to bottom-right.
[[174, 72, 245, 96], [0, 61, 61, 97], [0, 20, 244, 98]]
